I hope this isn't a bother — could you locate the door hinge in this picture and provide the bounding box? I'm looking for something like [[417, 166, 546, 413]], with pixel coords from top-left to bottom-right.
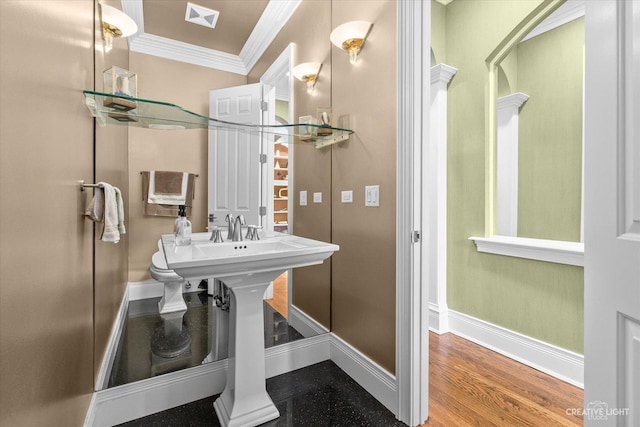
[[259, 206, 267, 216], [260, 101, 268, 111], [412, 230, 421, 243], [259, 154, 267, 164]]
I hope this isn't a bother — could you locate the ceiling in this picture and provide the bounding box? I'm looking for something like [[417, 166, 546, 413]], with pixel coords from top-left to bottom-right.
[[121, 0, 301, 75]]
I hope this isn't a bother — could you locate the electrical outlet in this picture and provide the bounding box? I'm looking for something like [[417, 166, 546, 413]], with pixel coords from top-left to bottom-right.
[[341, 190, 353, 203], [300, 190, 307, 206]]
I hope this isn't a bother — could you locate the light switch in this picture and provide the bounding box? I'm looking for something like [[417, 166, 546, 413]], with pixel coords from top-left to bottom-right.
[[365, 185, 380, 207], [341, 190, 353, 203], [313, 192, 322, 203], [300, 190, 307, 206]]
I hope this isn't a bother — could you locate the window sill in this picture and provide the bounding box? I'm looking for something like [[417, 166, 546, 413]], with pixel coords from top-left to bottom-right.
[[469, 235, 584, 267]]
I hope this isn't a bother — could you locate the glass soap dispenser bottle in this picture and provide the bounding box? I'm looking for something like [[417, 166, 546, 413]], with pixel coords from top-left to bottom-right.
[[175, 205, 192, 246]]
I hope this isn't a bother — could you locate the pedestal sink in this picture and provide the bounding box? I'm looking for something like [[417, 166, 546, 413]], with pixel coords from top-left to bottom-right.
[[161, 232, 339, 427]]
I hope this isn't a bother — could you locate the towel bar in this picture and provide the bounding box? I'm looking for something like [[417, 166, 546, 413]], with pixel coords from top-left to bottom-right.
[[79, 180, 101, 191]]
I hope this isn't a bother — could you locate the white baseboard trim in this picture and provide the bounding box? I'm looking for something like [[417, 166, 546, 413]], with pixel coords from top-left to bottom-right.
[[86, 335, 331, 426], [128, 279, 163, 301], [448, 309, 584, 388], [94, 287, 130, 392], [428, 302, 450, 334], [288, 304, 330, 338], [329, 334, 397, 416]]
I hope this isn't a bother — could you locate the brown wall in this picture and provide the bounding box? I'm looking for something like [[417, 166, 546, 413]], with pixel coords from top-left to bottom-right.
[[249, 0, 397, 372], [93, 0, 131, 384], [127, 53, 247, 281], [0, 1, 95, 425]]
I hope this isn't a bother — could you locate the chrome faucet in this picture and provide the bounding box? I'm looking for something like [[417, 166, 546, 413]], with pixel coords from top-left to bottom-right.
[[232, 215, 245, 241], [225, 213, 235, 240]]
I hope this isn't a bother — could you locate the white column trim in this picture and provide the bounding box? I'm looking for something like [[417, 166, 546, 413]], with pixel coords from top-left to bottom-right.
[[469, 235, 584, 266], [396, 0, 429, 425], [496, 92, 529, 236]]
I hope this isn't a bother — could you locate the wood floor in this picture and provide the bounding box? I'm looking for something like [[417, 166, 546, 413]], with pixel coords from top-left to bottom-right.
[[422, 332, 583, 427]]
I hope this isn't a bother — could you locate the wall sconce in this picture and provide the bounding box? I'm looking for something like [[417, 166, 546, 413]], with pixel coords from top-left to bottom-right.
[[100, 3, 138, 53], [292, 62, 322, 95], [330, 21, 372, 65]]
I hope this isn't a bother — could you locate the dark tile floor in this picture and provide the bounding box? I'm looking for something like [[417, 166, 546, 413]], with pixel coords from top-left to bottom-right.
[[118, 360, 407, 427], [109, 290, 304, 388]]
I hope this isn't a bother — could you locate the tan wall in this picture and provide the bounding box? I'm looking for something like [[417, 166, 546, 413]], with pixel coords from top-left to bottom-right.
[[330, 0, 397, 374], [127, 53, 246, 281], [93, 0, 131, 383], [0, 1, 95, 425]]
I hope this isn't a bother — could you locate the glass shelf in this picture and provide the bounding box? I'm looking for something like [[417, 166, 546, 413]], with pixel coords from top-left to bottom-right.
[[83, 90, 352, 148]]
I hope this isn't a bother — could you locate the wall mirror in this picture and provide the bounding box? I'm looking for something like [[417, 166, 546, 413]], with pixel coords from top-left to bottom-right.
[[98, 0, 334, 391], [474, 0, 585, 266]]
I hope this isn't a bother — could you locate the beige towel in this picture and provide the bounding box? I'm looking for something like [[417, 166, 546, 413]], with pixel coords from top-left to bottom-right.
[[141, 171, 196, 217], [101, 182, 121, 243], [148, 171, 189, 205], [85, 187, 104, 222]]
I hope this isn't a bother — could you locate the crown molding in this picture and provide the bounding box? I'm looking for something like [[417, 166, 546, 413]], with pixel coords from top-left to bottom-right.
[[430, 63, 457, 85], [497, 92, 529, 110], [121, 0, 299, 75]]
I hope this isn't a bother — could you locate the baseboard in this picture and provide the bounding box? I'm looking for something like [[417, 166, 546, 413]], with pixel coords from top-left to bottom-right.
[[127, 279, 163, 301], [94, 287, 129, 391], [288, 304, 330, 338], [329, 334, 397, 415], [85, 334, 331, 426], [428, 302, 450, 334], [448, 309, 584, 388]]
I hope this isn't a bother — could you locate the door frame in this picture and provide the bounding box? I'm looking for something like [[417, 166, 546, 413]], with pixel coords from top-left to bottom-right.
[[396, 1, 430, 425]]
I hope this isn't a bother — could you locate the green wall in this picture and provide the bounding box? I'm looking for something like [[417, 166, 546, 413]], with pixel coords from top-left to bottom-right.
[[431, 1, 447, 64], [445, 0, 584, 354], [517, 18, 584, 241]]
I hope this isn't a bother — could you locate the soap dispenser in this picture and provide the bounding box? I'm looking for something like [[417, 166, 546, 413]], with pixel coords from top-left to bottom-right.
[[175, 205, 192, 246]]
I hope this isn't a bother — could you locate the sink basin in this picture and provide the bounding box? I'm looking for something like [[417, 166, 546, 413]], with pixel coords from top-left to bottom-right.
[[161, 232, 339, 281]]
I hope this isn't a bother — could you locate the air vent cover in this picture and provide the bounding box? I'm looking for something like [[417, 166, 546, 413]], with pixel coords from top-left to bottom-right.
[[185, 2, 220, 29]]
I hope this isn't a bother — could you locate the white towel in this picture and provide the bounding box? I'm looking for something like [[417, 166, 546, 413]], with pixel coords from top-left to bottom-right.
[[85, 186, 104, 222], [101, 182, 121, 243], [147, 171, 188, 205], [114, 187, 126, 235]]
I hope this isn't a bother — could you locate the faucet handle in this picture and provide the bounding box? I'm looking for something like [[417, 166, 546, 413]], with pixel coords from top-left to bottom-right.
[[245, 225, 262, 240], [210, 226, 224, 243]]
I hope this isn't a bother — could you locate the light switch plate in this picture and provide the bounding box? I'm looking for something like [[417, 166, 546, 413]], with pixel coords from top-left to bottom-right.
[[341, 190, 353, 203], [313, 192, 322, 203], [300, 190, 307, 206], [365, 185, 380, 207]]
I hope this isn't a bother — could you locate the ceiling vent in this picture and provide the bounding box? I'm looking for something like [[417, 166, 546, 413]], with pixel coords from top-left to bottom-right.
[[185, 2, 220, 29]]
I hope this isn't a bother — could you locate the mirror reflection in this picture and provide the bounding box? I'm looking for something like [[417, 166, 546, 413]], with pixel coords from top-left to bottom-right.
[[495, 4, 584, 242]]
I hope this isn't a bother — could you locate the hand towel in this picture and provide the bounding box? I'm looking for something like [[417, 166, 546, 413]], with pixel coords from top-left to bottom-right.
[[114, 186, 126, 235], [148, 171, 188, 205], [101, 182, 120, 243], [85, 186, 104, 222], [141, 171, 196, 217]]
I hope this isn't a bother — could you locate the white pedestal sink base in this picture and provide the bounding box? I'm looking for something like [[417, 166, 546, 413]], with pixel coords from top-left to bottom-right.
[[213, 271, 282, 427]]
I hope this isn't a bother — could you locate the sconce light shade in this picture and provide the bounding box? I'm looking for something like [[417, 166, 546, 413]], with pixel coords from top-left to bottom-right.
[[101, 4, 138, 52], [292, 62, 322, 95], [330, 21, 372, 64]]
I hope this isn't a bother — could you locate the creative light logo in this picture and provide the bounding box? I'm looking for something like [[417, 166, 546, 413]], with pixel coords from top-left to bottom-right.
[[566, 401, 630, 421]]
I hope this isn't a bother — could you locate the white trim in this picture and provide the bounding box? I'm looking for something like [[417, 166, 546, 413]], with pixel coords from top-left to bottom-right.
[[94, 287, 130, 391], [496, 92, 529, 237], [288, 304, 329, 338], [330, 334, 397, 415], [469, 235, 584, 266], [86, 334, 331, 427], [240, 1, 300, 73], [448, 309, 584, 388], [396, 0, 430, 425], [429, 63, 456, 337], [428, 302, 450, 335], [127, 279, 163, 301], [121, 0, 299, 75], [522, 0, 585, 42]]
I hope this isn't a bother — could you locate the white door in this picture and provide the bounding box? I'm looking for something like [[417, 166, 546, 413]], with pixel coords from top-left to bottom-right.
[[209, 83, 264, 228], [584, 2, 640, 426]]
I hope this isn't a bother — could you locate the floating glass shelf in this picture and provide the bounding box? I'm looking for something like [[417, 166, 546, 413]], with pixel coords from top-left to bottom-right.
[[83, 90, 352, 148]]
